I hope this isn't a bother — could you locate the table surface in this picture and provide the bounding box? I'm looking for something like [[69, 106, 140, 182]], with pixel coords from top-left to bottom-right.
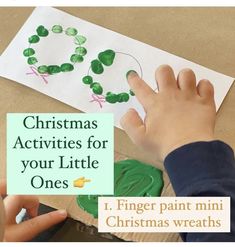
[[0, 7, 235, 242]]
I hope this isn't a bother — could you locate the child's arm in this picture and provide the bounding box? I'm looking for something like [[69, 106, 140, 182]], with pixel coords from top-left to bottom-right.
[[0, 180, 67, 242], [121, 65, 235, 242]]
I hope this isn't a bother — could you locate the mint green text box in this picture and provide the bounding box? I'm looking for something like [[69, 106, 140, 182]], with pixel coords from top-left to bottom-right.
[[7, 113, 114, 195]]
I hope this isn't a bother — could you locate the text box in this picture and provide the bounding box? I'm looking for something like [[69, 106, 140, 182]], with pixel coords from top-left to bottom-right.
[[7, 113, 114, 195], [98, 197, 230, 232]]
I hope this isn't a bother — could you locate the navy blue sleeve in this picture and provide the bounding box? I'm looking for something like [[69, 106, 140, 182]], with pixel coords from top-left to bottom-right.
[[164, 140, 235, 242]]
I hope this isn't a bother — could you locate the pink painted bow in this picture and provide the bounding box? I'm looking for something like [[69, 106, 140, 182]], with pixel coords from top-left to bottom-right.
[[90, 94, 106, 108], [26, 66, 49, 84]]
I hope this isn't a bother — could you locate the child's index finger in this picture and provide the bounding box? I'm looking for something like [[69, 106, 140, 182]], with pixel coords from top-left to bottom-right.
[[126, 70, 155, 109]]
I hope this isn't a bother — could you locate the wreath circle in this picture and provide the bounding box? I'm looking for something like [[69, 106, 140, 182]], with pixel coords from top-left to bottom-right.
[[23, 25, 87, 75], [82, 49, 143, 104]]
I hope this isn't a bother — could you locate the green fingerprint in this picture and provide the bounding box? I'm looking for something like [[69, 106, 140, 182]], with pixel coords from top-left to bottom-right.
[[91, 82, 103, 95], [98, 49, 115, 66], [60, 63, 74, 72], [52, 25, 63, 33], [82, 75, 93, 85], [27, 57, 38, 65], [38, 65, 48, 74], [75, 47, 87, 56], [23, 48, 35, 57], [91, 59, 104, 74], [118, 92, 129, 102], [47, 65, 61, 75], [70, 54, 84, 63], [36, 25, 49, 37], [105, 92, 119, 104], [74, 35, 86, 45], [65, 27, 78, 36], [28, 35, 40, 44]]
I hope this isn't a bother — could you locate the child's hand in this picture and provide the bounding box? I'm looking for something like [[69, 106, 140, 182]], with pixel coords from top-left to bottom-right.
[[0, 180, 67, 242], [121, 65, 216, 161]]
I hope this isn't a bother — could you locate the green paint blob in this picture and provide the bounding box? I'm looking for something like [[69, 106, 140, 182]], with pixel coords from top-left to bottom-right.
[[105, 93, 119, 104], [118, 92, 130, 102], [36, 25, 49, 37], [47, 65, 61, 75], [74, 35, 87, 45], [91, 59, 104, 74], [65, 27, 78, 36], [52, 25, 63, 33], [91, 83, 103, 95], [27, 57, 38, 65], [60, 63, 74, 72], [70, 54, 84, 63], [77, 159, 164, 218], [82, 75, 93, 85], [129, 89, 135, 96], [98, 49, 115, 66], [38, 65, 48, 74], [75, 47, 87, 56], [76, 195, 99, 218], [28, 35, 40, 44], [23, 48, 35, 57]]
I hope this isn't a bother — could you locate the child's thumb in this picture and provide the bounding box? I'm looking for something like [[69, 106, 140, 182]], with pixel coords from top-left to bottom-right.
[[7, 209, 67, 242]]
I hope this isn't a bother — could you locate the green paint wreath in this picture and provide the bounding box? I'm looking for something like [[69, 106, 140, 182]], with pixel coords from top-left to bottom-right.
[[23, 25, 87, 75], [82, 49, 143, 104]]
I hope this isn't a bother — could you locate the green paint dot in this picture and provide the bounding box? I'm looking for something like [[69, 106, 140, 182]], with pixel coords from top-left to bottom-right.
[[27, 57, 38, 65], [91, 59, 104, 74], [74, 35, 86, 45], [28, 35, 40, 43], [65, 27, 78, 36], [23, 48, 35, 57], [129, 89, 135, 96], [75, 47, 87, 56], [82, 75, 93, 85], [60, 63, 74, 72], [91, 83, 103, 95], [38, 65, 48, 74], [70, 54, 84, 63], [52, 25, 63, 33], [89, 82, 96, 88], [105, 93, 118, 104], [118, 93, 130, 103], [36, 25, 49, 37], [47, 65, 61, 75], [98, 49, 115, 66]]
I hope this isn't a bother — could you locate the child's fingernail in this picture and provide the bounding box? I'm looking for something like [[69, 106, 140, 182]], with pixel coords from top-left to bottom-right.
[[126, 70, 138, 79], [57, 209, 67, 217]]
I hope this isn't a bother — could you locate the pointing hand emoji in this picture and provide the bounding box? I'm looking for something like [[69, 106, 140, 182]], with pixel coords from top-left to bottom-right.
[[73, 177, 91, 188]]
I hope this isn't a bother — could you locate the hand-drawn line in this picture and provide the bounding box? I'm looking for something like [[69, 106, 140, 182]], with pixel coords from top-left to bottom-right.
[[89, 94, 106, 108], [26, 66, 49, 84]]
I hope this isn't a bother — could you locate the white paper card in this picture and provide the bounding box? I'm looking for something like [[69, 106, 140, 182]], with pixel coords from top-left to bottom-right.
[[0, 7, 234, 128]]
